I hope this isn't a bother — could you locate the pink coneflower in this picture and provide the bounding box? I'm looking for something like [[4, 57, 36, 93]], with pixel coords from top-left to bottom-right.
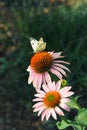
[[33, 81, 74, 121], [27, 51, 70, 90]]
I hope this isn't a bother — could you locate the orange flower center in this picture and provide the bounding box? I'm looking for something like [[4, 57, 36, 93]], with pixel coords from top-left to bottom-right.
[[30, 52, 53, 73], [43, 91, 61, 108]]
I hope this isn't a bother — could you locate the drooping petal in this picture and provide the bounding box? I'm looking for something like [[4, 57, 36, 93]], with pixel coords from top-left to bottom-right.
[[36, 74, 43, 90], [52, 65, 67, 76], [50, 68, 62, 79], [53, 63, 70, 72], [27, 66, 31, 72], [33, 73, 40, 88], [45, 72, 51, 83], [53, 60, 70, 65], [28, 69, 35, 84]]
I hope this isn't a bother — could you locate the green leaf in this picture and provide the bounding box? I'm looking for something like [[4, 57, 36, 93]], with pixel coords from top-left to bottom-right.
[[67, 96, 82, 111], [56, 117, 85, 130], [75, 109, 87, 127], [56, 119, 72, 129]]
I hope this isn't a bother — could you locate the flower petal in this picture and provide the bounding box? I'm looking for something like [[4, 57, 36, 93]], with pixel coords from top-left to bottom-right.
[[53, 60, 70, 65], [60, 87, 72, 94], [36, 74, 42, 90], [59, 103, 70, 111], [34, 93, 45, 98], [52, 65, 67, 76], [33, 98, 43, 102], [51, 109, 57, 120], [41, 109, 48, 121], [33, 102, 44, 108], [46, 109, 51, 121], [60, 98, 70, 103], [61, 92, 74, 98], [38, 107, 46, 116], [45, 72, 51, 83], [50, 68, 62, 79], [53, 63, 70, 72], [27, 66, 31, 72], [33, 105, 45, 112], [42, 84, 50, 93], [28, 69, 35, 84], [55, 106, 64, 116], [52, 52, 63, 59], [56, 80, 61, 91]]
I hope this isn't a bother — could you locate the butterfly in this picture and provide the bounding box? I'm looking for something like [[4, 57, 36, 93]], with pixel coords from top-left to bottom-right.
[[30, 37, 46, 53]]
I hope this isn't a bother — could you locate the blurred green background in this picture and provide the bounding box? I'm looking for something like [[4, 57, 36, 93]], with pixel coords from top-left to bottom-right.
[[0, 0, 87, 130]]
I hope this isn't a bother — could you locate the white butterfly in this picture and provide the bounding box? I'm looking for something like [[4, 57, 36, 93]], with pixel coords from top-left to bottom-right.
[[30, 37, 46, 53]]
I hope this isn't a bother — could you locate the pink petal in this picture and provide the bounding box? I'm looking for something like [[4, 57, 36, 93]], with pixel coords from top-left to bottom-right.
[[33, 105, 45, 112], [38, 107, 46, 116], [37, 90, 46, 95], [33, 98, 43, 102], [33, 102, 44, 108], [48, 82, 54, 90], [53, 60, 70, 65], [50, 68, 62, 79], [42, 84, 50, 93], [28, 70, 35, 84], [52, 52, 63, 59], [45, 72, 51, 83], [61, 92, 74, 98], [59, 103, 70, 111], [52, 65, 67, 76], [56, 80, 61, 91], [46, 109, 51, 121], [60, 98, 70, 103], [53, 63, 70, 72], [51, 109, 57, 120], [55, 106, 64, 116], [52, 81, 56, 90], [27, 66, 31, 72], [33, 73, 41, 89], [41, 109, 49, 121], [34, 93, 45, 98], [42, 74, 46, 85], [60, 87, 72, 94], [36, 74, 42, 90]]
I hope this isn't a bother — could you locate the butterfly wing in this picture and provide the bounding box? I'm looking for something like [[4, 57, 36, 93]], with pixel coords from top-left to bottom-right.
[[30, 37, 39, 52], [35, 37, 46, 52]]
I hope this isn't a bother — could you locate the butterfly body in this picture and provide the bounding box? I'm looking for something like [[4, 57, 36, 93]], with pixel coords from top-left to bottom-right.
[[30, 37, 46, 53]]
